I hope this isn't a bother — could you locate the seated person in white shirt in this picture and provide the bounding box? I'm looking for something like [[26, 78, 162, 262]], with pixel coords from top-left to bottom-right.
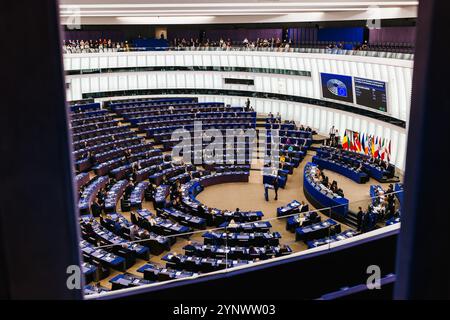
[[148, 216, 157, 227], [228, 219, 238, 228], [355, 162, 364, 172], [297, 213, 306, 226]]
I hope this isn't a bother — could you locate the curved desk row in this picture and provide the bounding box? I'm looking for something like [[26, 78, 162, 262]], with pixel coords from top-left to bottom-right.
[[180, 172, 263, 225], [312, 156, 369, 184], [183, 243, 291, 260], [129, 181, 149, 209], [303, 163, 349, 217], [162, 253, 252, 273], [76, 172, 91, 191], [145, 122, 257, 138], [307, 230, 358, 249], [104, 180, 129, 212], [78, 176, 109, 214], [131, 111, 256, 125], [109, 97, 197, 111]]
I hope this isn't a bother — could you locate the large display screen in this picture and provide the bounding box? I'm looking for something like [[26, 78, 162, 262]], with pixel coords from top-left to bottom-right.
[[354, 77, 388, 112], [320, 73, 354, 103]]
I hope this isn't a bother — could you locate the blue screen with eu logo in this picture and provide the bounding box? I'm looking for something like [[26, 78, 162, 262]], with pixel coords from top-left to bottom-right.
[[321, 73, 354, 103]]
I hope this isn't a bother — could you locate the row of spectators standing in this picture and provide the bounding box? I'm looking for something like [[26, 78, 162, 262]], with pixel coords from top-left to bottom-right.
[[172, 37, 292, 50], [63, 39, 130, 54]]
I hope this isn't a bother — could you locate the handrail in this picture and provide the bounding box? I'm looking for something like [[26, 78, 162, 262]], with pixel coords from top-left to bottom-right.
[[63, 46, 414, 61]]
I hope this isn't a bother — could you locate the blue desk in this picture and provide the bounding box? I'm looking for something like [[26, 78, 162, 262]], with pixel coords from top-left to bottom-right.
[[137, 263, 197, 282], [183, 243, 292, 260], [395, 183, 404, 208], [70, 102, 100, 113], [295, 219, 340, 242], [161, 207, 206, 229], [80, 240, 126, 271], [153, 185, 170, 208], [277, 200, 308, 217], [104, 180, 129, 212], [306, 230, 358, 248], [162, 253, 252, 273], [313, 156, 368, 184], [109, 98, 198, 111], [76, 172, 90, 191], [286, 212, 321, 232], [136, 209, 192, 237], [303, 163, 349, 217], [218, 221, 272, 233], [202, 231, 281, 247], [130, 181, 149, 209], [109, 274, 152, 290], [386, 217, 401, 226], [78, 176, 109, 214]]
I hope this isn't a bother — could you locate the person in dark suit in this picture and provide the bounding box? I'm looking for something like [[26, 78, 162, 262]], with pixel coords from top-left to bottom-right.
[[145, 183, 155, 201], [124, 180, 134, 198], [113, 219, 122, 235], [83, 220, 95, 238], [248, 246, 258, 256], [184, 240, 196, 252], [197, 205, 206, 217], [357, 207, 364, 231], [321, 174, 329, 187], [91, 199, 102, 217], [273, 176, 279, 200], [97, 189, 106, 205], [130, 211, 139, 225]]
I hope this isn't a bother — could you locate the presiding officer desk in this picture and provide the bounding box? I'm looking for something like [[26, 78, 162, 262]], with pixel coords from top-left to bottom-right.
[[317, 146, 395, 182]]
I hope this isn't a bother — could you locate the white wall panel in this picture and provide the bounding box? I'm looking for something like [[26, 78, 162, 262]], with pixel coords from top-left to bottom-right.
[[117, 56, 127, 68]]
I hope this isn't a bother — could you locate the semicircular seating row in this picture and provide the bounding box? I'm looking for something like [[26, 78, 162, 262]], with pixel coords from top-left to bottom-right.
[[70, 97, 357, 295]]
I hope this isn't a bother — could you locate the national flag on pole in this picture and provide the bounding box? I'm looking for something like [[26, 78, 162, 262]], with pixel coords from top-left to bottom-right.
[[348, 131, 354, 151], [374, 137, 380, 158], [365, 135, 370, 155], [342, 131, 349, 150], [356, 133, 362, 153], [387, 140, 392, 162], [353, 132, 359, 152], [371, 136, 376, 157], [361, 133, 366, 154], [380, 138, 385, 160]]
